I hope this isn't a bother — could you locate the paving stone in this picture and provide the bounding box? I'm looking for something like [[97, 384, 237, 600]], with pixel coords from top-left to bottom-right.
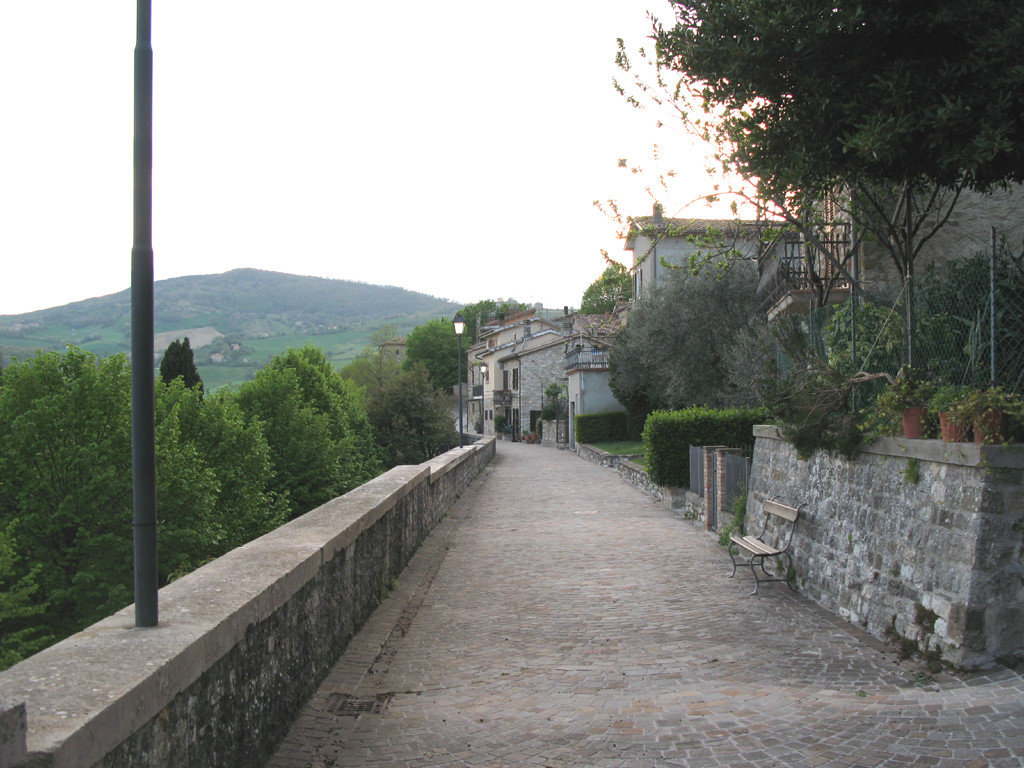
[[264, 442, 1024, 768]]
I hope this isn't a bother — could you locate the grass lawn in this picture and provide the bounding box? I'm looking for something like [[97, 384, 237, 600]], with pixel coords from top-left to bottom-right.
[[591, 440, 645, 456]]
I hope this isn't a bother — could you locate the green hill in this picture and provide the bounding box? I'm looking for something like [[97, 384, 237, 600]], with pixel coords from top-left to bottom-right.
[[0, 269, 461, 389]]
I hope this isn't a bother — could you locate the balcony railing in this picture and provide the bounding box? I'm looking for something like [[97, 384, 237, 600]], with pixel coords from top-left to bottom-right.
[[492, 390, 513, 407], [472, 384, 484, 398], [757, 226, 852, 317], [565, 347, 610, 371]]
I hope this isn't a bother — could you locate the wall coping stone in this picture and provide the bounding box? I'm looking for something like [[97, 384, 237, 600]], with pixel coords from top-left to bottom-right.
[[0, 442, 491, 768], [753, 424, 1024, 469]]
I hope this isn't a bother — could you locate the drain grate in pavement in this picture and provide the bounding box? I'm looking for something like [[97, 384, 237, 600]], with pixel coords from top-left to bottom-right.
[[325, 692, 394, 716]]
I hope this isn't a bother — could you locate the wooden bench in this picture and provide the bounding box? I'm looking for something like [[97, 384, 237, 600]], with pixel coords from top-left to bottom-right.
[[728, 498, 804, 595]]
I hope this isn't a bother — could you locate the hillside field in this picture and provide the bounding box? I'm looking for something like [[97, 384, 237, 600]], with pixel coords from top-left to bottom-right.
[[0, 269, 460, 389]]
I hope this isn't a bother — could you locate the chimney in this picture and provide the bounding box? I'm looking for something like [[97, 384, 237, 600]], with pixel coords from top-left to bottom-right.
[[653, 202, 664, 226]]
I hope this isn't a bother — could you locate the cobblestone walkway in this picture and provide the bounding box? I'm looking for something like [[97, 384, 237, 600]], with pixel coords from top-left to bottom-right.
[[266, 441, 1024, 768]]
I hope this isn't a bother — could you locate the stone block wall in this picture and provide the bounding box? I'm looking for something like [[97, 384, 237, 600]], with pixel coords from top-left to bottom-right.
[[514, 346, 566, 432], [0, 440, 494, 768], [575, 442, 623, 468], [748, 426, 1024, 669], [539, 419, 566, 448]]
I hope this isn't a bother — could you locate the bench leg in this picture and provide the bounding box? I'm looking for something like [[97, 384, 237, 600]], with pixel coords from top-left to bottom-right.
[[748, 555, 763, 595], [746, 553, 795, 595], [728, 542, 743, 578]]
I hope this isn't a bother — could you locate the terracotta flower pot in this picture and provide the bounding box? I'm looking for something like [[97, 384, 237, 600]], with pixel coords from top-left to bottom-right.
[[973, 408, 1007, 445], [939, 412, 970, 443], [902, 407, 926, 439]]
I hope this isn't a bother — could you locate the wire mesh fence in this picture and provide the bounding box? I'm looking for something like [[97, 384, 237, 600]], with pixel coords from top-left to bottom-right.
[[787, 240, 1024, 401]]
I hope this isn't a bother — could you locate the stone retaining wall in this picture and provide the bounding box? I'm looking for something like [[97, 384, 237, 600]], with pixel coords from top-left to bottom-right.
[[582, 453, 687, 512], [575, 443, 619, 468], [748, 426, 1024, 669], [0, 439, 495, 768]]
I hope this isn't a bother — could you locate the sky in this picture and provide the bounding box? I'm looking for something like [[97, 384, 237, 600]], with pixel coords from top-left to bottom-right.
[[0, 1, 728, 317]]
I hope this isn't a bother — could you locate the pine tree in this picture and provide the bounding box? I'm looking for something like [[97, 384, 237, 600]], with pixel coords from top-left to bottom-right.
[[160, 337, 204, 394]]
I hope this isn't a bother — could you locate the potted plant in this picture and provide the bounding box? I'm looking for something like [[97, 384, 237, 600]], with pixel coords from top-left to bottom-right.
[[874, 371, 935, 439], [928, 385, 971, 442], [493, 413, 506, 439], [950, 386, 1023, 445]]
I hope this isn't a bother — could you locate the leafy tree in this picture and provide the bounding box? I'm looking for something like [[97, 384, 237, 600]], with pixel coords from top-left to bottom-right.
[[343, 330, 458, 467], [159, 337, 204, 393], [457, 299, 531, 342], [0, 348, 135, 640], [620, 0, 1024, 362], [339, 325, 402, 392], [0, 521, 52, 669], [155, 380, 285, 577], [0, 347, 295, 667], [403, 319, 461, 389], [580, 262, 632, 314], [650, 0, 1024, 197], [235, 345, 381, 518], [365, 362, 457, 467], [609, 262, 760, 420]]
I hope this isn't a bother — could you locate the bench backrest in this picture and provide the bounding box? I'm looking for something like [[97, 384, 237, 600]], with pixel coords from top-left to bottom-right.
[[763, 499, 801, 522]]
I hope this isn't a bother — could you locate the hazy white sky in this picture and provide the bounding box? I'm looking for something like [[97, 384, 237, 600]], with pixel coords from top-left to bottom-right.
[[1, 1, 725, 317]]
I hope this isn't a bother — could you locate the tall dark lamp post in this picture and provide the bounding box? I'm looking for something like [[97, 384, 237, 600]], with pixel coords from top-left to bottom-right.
[[132, 0, 158, 627], [453, 314, 465, 448]]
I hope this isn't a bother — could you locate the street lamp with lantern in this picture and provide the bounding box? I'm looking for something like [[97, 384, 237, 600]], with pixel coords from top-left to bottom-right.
[[453, 313, 465, 447], [478, 361, 488, 433]]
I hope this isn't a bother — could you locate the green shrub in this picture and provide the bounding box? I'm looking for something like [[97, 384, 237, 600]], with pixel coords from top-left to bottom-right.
[[642, 406, 768, 487], [718, 488, 748, 546], [575, 411, 635, 443]]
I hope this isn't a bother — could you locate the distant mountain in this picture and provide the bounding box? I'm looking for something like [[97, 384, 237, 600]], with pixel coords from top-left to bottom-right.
[[0, 270, 461, 387], [3, 269, 459, 335]]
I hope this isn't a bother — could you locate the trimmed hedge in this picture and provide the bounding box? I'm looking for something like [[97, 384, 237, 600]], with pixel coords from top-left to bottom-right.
[[575, 411, 635, 444], [642, 407, 769, 488]]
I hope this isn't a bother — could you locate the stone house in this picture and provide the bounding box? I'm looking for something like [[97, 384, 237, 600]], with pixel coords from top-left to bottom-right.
[[626, 190, 1024, 320], [755, 187, 1024, 319], [467, 309, 566, 440], [381, 335, 407, 365]]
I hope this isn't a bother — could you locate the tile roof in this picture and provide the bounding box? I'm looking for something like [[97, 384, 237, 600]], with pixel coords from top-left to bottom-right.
[[627, 217, 760, 237], [573, 313, 621, 337]]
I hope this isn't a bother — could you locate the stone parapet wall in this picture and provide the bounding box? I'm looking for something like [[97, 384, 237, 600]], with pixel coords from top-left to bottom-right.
[[749, 426, 1024, 669], [0, 439, 495, 768]]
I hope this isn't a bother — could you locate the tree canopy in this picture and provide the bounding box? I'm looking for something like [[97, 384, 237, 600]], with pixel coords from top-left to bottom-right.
[[457, 299, 531, 343], [649, 0, 1024, 197], [0, 341, 402, 669], [618, 0, 1024, 366], [236, 345, 381, 518], [342, 330, 457, 467], [403, 319, 461, 389], [580, 262, 632, 314], [609, 263, 761, 418], [365, 362, 457, 466], [0, 348, 287, 666]]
